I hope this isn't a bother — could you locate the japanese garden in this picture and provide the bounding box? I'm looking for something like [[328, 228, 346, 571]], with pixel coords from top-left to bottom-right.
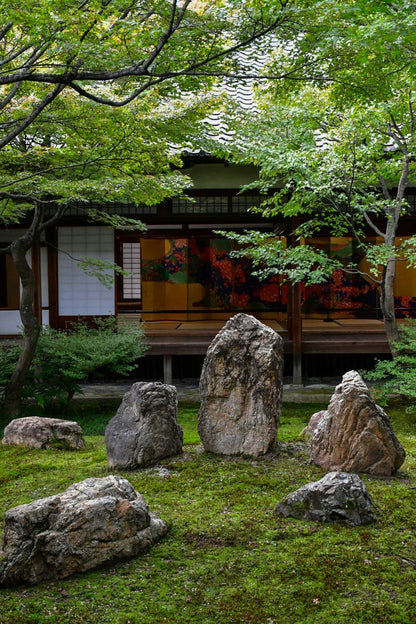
[[1, 1, 416, 623]]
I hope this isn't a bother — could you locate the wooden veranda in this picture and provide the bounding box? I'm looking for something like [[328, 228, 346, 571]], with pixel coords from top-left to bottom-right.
[[135, 317, 390, 384]]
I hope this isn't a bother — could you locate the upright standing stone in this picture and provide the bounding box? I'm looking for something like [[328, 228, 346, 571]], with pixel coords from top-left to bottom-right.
[[198, 313, 283, 456], [310, 370, 405, 476], [105, 382, 183, 470]]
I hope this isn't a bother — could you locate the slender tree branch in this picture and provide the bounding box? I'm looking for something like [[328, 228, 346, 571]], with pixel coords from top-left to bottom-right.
[[409, 88, 415, 139], [67, 79, 157, 106], [341, 266, 382, 286], [372, 163, 391, 202], [0, 242, 12, 254], [0, 82, 20, 109], [0, 83, 66, 150], [362, 211, 386, 239], [325, 194, 365, 249], [39, 203, 68, 233], [0, 22, 13, 40], [0, 148, 136, 190]]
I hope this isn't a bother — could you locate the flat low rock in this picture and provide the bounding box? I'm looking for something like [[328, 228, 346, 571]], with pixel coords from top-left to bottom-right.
[[105, 381, 183, 470], [310, 371, 405, 476], [0, 475, 168, 587], [198, 313, 283, 457], [2, 416, 85, 450], [275, 471, 376, 526]]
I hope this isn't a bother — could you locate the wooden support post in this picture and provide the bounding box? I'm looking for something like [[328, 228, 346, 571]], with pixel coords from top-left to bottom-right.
[[45, 227, 59, 329], [287, 216, 303, 385], [163, 354, 173, 385], [31, 239, 42, 325], [291, 282, 302, 385]]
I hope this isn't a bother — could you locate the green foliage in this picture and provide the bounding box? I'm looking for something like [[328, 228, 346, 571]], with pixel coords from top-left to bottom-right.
[[0, 318, 148, 412], [366, 319, 416, 409], [0, 89, 203, 227], [0, 343, 18, 390], [1, 401, 416, 623], [207, 1, 416, 353], [217, 229, 343, 284], [0, 0, 294, 153]]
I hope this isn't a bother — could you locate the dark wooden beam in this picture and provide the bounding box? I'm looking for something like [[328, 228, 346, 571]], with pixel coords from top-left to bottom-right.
[[45, 227, 58, 329], [31, 238, 42, 324]]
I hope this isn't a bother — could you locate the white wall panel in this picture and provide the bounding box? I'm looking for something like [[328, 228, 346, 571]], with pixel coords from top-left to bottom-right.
[[42, 310, 49, 327], [58, 227, 115, 316], [0, 310, 21, 334]]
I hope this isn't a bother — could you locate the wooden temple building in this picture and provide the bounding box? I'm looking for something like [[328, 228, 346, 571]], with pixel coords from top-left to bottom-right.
[[2, 155, 416, 383]]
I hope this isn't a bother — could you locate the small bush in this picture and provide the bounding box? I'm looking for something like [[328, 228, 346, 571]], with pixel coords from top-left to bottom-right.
[[366, 318, 416, 408], [0, 317, 147, 411], [0, 342, 19, 389]]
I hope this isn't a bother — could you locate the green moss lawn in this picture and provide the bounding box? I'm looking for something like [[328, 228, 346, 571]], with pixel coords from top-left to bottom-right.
[[1, 401, 416, 624]]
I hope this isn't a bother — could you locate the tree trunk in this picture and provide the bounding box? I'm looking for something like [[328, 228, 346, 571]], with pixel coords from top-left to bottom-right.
[[3, 240, 40, 419], [380, 256, 400, 355]]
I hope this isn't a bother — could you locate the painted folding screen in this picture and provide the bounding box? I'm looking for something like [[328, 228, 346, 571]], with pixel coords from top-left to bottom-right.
[[301, 237, 379, 317], [301, 236, 416, 317], [140, 237, 286, 319]]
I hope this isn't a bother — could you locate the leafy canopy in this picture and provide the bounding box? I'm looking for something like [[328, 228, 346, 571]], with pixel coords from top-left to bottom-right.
[[209, 0, 416, 283], [0, 0, 298, 150], [0, 85, 208, 228]]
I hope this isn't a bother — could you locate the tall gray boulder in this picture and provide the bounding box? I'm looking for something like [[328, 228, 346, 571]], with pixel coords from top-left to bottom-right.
[[0, 475, 168, 587], [105, 382, 183, 470], [310, 370, 405, 476], [198, 313, 283, 457]]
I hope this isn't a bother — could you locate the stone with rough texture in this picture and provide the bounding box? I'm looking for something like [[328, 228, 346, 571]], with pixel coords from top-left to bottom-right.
[[275, 471, 376, 525], [105, 381, 183, 470], [2, 416, 85, 450], [0, 475, 168, 587], [310, 370, 405, 476], [301, 410, 325, 440], [198, 313, 283, 457]]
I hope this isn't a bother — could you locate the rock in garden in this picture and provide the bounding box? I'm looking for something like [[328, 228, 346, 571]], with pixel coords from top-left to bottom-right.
[[198, 313, 283, 457], [310, 370, 405, 476], [301, 410, 325, 440], [2, 416, 85, 450], [105, 382, 183, 470], [0, 475, 168, 587], [274, 471, 376, 525]]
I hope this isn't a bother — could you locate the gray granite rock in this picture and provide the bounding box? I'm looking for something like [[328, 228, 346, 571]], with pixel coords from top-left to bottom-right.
[[2, 416, 85, 450], [310, 371, 405, 476], [0, 475, 168, 587], [105, 382, 183, 470], [275, 471, 376, 525], [198, 313, 283, 457]]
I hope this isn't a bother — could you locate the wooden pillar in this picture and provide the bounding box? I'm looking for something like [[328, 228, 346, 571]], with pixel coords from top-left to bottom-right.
[[45, 227, 59, 329], [163, 354, 173, 385], [290, 282, 302, 385], [287, 217, 303, 385], [31, 239, 42, 325]]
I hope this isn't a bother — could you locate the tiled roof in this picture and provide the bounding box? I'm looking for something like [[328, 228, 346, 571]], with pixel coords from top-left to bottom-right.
[[184, 43, 273, 155]]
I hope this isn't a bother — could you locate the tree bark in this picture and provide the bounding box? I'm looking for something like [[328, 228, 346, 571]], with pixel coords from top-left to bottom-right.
[[380, 256, 400, 355], [3, 240, 40, 419]]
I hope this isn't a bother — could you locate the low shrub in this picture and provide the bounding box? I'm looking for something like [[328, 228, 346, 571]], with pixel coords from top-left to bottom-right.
[[365, 318, 416, 408], [0, 317, 147, 411]]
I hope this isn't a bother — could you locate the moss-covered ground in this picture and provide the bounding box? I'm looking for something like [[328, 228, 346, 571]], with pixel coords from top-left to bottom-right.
[[1, 402, 416, 624]]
